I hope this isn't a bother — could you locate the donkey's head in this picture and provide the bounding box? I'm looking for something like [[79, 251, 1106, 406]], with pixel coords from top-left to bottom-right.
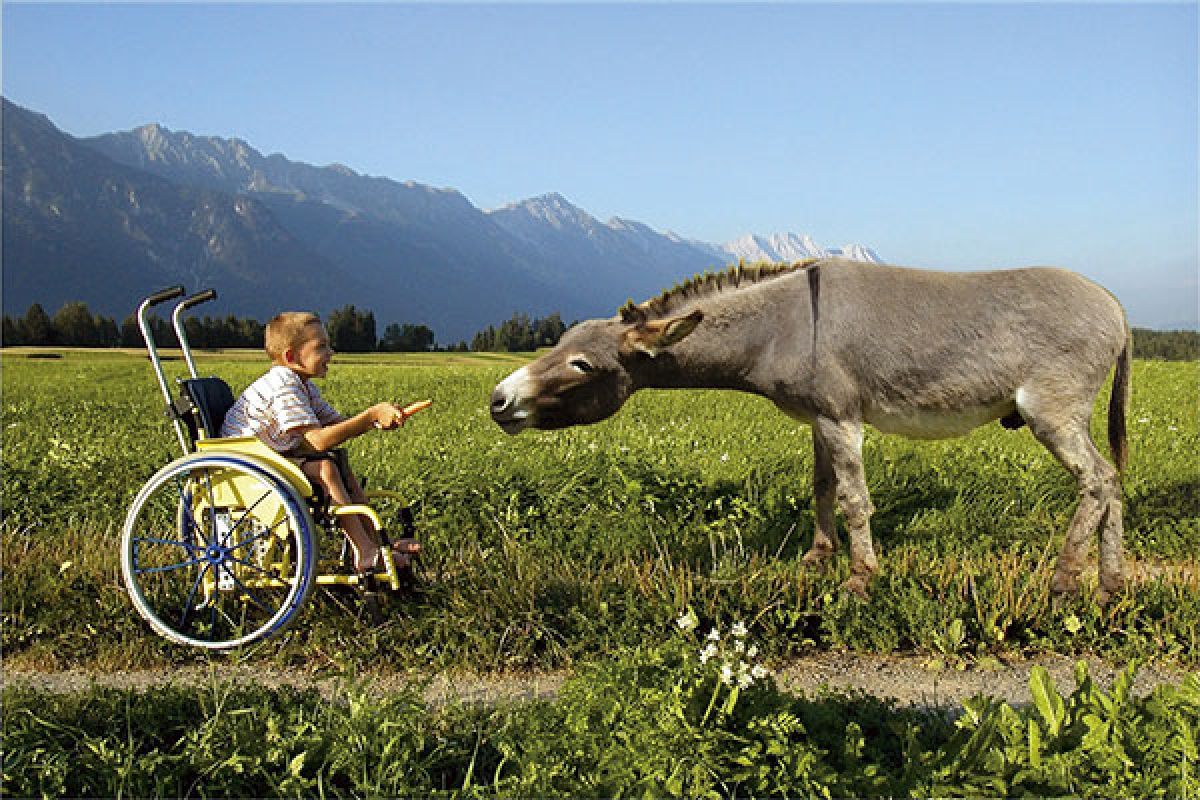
[[490, 309, 704, 434]]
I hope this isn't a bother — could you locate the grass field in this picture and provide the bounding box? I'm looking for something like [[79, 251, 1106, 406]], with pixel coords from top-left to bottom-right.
[[2, 348, 1197, 672], [6, 656, 1197, 797]]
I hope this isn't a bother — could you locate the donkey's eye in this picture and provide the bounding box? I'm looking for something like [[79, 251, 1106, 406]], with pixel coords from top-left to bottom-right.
[[569, 357, 595, 374]]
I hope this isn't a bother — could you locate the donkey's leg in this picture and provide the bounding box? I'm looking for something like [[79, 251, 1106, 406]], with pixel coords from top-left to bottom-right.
[[802, 430, 839, 566], [1096, 487, 1126, 605], [815, 417, 877, 598], [1022, 400, 1123, 600]]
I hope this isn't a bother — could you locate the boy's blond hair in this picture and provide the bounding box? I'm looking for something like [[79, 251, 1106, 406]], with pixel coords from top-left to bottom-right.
[[265, 312, 322, 362]]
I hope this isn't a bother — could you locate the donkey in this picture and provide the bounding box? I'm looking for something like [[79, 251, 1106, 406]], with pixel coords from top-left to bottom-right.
[[491, 259, 1132, 602]]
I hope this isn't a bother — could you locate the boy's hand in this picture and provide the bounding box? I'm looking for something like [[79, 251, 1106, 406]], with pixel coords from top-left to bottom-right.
[[370, 402, 406, 430]]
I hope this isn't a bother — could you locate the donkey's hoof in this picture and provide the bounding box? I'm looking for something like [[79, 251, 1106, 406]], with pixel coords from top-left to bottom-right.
[[841, 577, 871, 601], [801, 547, 835, 569], [1096, 579, 1125, 607], [1050, 571, 1082, 596]]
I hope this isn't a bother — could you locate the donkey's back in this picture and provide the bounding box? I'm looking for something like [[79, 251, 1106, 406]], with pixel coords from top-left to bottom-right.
[[792, 262, 1129, 445]]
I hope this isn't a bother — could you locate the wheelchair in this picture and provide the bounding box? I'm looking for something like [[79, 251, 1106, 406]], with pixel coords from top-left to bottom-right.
[[121, 287, 429, 650]]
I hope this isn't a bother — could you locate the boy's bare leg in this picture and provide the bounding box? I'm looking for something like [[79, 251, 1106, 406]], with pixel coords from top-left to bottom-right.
[[301, 460, 380, 572], [343, 470, 421, 567]]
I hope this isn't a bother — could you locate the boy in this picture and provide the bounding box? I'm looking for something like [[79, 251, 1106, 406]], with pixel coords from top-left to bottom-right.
[[220, 311, 420, 574]]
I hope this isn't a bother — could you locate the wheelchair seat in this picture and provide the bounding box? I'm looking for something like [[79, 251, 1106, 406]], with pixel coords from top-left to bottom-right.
[[177, 377, 236, 440], [177, 378, 316, 501]]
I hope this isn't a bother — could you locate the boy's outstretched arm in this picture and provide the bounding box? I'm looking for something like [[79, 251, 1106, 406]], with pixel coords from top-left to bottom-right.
[[297, 402, 403, 453]]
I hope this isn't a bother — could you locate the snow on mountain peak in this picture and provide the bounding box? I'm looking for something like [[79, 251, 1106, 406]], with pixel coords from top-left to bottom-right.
[[487, 194, 881, 267], [722, 232, 880, 264]]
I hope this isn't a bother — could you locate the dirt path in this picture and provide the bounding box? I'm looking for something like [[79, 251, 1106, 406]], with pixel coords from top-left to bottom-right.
[[4, 653, 1193, 711], [774, 652, 1193, 710]]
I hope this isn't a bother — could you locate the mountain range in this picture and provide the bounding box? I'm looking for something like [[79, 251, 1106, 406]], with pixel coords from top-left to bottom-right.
[[2, 97, 880, 343]]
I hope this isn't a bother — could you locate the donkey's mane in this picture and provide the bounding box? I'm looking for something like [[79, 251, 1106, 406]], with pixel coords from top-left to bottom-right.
[[619, 259, 819, 323]]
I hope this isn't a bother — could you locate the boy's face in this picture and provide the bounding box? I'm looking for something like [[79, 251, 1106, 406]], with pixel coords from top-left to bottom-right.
[[286, 323, 334, 379]]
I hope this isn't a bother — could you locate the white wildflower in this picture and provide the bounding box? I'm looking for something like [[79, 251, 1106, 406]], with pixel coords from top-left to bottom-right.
[[720, 664, 735, 685], [731, 621, 748, 637], [699, 643, 718, 664], [706, 627, 721, 642], [752, 664, 769, 681], [734, 640, 746, 654], [746, 644, 759, 659], [676, 608, 699, 633], [734, 660, 754, 688]]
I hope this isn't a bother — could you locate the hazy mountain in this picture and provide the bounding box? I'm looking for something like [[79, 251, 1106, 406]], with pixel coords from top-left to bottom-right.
[[486, 193, 725, 300], [88, 127, 737, 311], [486, 194, 883, 304], [86, 121, 579, 338], [87, 122, 882, 329], [1, 98, 354, 323], [5, 97, 883, 342]]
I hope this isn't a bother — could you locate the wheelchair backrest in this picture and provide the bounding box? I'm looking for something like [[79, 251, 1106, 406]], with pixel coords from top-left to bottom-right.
[[178, 377, 236, 442]]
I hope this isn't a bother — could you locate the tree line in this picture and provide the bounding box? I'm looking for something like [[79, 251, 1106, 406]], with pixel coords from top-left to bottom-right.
[[1, 302, 267, 350], [8, 301, 1196, 360], [2, 302, 571, 353], [1131, 328, 1200, 361]]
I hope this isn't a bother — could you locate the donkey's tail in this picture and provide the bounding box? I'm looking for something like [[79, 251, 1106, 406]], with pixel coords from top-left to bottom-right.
[[1108, 325, 1132, 473]]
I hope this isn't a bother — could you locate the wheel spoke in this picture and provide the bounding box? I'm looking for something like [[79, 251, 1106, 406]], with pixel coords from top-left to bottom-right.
[[227, 569, 278, 615], [211, 595, 243, 635], [197, 469, 221, 550], [226, 555, 279, 580], [173, 473, 211, 550], [178, 561, 213, 630], [228, 514, 289, 552], [228, 488, 277, 542], [133, 535, 203, 553], [135, 557, 203, 576]]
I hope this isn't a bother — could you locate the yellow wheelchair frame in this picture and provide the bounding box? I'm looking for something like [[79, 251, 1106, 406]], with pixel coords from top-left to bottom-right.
[[120, 287, 421, 650], [191, 437, 410, 591]]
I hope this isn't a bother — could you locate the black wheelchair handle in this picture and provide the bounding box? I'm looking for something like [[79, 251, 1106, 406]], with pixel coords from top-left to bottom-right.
[[144, 285, 186, 307], [179, 289, 217, 309]]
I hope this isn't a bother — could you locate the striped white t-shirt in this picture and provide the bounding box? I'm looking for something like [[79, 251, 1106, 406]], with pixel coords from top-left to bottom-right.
[[220, 365, 343, 453]]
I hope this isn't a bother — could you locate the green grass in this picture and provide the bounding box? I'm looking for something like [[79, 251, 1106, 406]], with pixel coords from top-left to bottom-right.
[[2, 349, 1197, 671], [5, 642, 1199, 798]]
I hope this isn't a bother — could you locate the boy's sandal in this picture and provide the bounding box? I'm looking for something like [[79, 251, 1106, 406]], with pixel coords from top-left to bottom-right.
[[360, 540, 420, 573], [385, 538, 421, 568], [391, 538, 422, 556]]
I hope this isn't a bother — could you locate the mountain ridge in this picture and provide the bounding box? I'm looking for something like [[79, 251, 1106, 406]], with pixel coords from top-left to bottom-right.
[[4, 98, 882, 342], [1, 98, 356, 324]]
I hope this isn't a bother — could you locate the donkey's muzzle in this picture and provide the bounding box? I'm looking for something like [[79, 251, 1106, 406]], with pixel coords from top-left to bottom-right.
[[490, 368, 534, 434]]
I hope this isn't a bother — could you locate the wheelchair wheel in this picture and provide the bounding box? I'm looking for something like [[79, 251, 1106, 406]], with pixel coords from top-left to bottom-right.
[[121, 453, 317, 650]]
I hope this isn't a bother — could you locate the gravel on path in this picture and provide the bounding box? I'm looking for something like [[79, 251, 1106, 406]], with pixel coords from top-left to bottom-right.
[[4, 653, 1193, 712]]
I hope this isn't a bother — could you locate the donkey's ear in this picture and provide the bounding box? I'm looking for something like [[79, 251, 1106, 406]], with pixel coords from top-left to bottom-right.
[[623, 310, 703, 357]]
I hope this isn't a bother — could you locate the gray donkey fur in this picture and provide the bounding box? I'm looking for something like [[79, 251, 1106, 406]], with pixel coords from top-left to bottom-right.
[[491, 259, 1132, 602]]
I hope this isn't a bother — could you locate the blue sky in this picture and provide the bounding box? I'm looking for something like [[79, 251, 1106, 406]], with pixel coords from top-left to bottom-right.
[[4, 2, 1197, 327]]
